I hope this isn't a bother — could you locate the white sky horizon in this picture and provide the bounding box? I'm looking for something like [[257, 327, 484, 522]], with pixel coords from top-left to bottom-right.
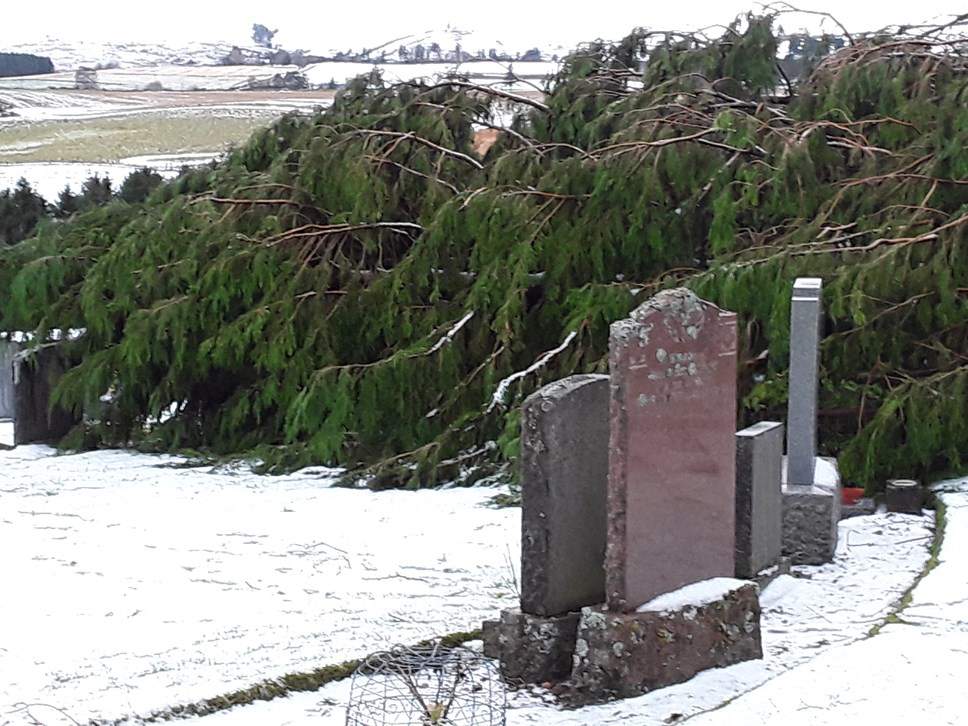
[[2, 2, 966, 54]]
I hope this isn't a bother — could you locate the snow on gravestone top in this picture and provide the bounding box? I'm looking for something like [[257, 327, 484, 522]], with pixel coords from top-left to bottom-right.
[[606, 288, 738, 611]]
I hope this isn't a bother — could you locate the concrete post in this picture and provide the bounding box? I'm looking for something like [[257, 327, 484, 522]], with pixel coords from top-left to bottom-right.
[[786, 278, 822, 486]]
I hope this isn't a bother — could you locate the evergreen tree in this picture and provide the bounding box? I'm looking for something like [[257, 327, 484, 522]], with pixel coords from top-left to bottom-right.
[[1, 13, 966, 493], [78, 174, 113, 210], [55, 185, 80, 219], [0, 52, 54, 77], [118, 167, 164, 204], [0, 179, 48, 245], [252, 23, 277, 48]]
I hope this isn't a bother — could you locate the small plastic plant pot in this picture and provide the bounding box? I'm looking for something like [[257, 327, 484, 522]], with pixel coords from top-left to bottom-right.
[[841, 487, 865, 506]]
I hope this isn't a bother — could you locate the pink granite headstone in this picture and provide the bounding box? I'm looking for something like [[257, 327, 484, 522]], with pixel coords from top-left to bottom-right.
[[606, 288, 738, 611]]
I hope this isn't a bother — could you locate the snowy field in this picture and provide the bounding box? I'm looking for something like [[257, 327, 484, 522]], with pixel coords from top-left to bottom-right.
[[0, 427, 955, 726], [0, 158, 209, 201], [0, 61, 554, 94], [0, 89, 336, 198], [0, 89, 333, 122]]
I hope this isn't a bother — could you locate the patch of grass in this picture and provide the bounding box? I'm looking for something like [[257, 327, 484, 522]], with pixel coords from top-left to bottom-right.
[[89, 629, 484, 725], [0, 113, 273, 163]]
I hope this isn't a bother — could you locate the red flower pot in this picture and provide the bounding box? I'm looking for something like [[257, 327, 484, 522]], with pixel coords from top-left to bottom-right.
[[841, 487, 865, 506]]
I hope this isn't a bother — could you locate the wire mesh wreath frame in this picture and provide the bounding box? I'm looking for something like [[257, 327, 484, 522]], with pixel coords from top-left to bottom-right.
[[346, 642, 506, 726]]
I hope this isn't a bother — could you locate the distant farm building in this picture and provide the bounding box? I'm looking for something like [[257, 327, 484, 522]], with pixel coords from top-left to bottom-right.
[[74, 68, 98, 90]]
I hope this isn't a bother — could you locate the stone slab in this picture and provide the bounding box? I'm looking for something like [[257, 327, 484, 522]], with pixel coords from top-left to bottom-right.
[[0, 338, 18, 419], [606, 288, 738, 611], [735, 421, 783, 579], [13, 344, 78, 445], [520, 374, 609, 616], [570, 581, 761, 703], [752, 557, 791, 590], [841, 498, 877, 519], [886, 479, 923, 515], [481, 609, 580, 683], [787, 277, 823, 486]]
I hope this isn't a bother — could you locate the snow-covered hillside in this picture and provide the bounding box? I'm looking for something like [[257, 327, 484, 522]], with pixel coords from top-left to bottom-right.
[[4, 27, 568, 74]]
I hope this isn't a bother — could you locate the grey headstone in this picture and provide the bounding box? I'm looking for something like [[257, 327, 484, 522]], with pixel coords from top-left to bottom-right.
[[520, 374, 609, 617], [735, 421, 783, 579], [786, 278, 822, 485], [0, 339, 18, 419], [13, 344, 78, 445]]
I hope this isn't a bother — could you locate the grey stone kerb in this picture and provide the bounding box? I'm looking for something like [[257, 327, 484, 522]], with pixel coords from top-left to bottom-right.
[[786, 278, 822, 486]]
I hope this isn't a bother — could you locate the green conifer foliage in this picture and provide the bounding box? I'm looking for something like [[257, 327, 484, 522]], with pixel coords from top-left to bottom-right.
[[2, 14, 968, 490]]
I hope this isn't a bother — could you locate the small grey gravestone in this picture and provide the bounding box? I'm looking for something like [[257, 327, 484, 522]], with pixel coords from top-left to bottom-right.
[[482, 374, 609, 683], [735, 421, 783, 579], [606, 288, 738, 611], [520, 374, 609, 617]]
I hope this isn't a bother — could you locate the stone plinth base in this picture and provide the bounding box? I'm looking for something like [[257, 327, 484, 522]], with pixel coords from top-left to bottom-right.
[[482, 609, 580, 683], [569, 582, 761, 704], [782, 456, 840, 565]]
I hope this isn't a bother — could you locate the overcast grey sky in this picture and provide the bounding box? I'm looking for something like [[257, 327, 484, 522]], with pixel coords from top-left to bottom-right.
[[2, 1, 965, 51]]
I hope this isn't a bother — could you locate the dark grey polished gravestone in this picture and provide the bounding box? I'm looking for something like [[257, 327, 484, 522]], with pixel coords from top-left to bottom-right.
[[735, 421, 783, 579]]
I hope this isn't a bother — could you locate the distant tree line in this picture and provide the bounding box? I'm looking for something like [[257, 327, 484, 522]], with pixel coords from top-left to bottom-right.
[[0, 168, 165, 245], [0, 52, 54, 78]]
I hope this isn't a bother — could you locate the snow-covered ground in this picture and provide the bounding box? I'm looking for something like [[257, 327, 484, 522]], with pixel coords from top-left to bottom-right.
[[0, 60, 553, 95], [0, 426, 957, 726], [0, 89, 335, 198], [0, 89, 331, 120], [3, 34, 566, 75], [0, 159, 208, 201]]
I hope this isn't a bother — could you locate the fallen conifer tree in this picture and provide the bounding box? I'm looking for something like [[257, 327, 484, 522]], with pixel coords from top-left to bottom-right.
[[2, 11, 967, 491]]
